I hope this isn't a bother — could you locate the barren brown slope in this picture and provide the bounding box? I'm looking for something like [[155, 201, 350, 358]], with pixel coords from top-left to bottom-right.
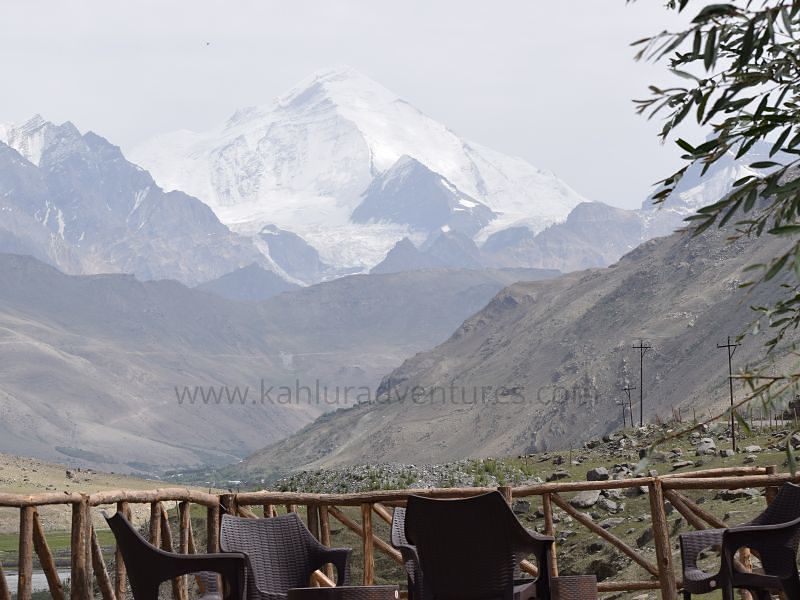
[[239, 227, 795, 477], [0, 254, 551, 473]]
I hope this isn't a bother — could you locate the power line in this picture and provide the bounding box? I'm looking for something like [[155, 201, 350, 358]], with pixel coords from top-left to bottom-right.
[[632, 340, 652, 427], [717, 336, 739, 451]]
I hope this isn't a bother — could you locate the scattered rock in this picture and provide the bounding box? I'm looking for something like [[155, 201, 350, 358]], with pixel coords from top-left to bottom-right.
[[716, 488, 761, 501], [597, 497, 621, 513], [636, 528, 654, 548], [719, 449, 735, 458], [598, 517, 625, 529], [547, 470, 570, 482], [743, 445, 762, 453], [695, 438, 717, 456], [671, 460, 694, 470], [512, 500, 530, 516], [586, 467, 609, 481], [570, 490, 602, 508]]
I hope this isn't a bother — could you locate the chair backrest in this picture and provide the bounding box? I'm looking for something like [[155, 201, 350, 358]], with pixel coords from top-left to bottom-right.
[[220, 512, 316, 595], [105, 511, 173, 599], [390, 507, 408, 547], [404, 492, 523, 600], [749, 482, 800, 527]]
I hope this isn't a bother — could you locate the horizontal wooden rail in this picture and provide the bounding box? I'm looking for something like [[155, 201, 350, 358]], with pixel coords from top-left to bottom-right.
[[235, 486, 497, 506], [0, 491, 83, 507], [89, 488, 220, 507], [663, 473, 800, 490]]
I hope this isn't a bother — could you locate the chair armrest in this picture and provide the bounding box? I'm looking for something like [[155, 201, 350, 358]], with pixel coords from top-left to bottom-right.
[[317, 547, 351, 586], [516, 527, 555, 555], [722, 518, 800, 556]]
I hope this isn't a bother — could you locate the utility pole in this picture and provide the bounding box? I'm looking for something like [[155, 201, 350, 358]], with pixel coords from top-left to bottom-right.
[[717, 336, 739, 451], [632, 340, 651, 427], [622, 385, 636, 428]]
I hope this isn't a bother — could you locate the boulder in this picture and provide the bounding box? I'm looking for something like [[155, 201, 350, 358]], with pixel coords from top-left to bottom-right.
[[512, 499, 531, 515], [636, 528, 654, 548], [570, 490, 602, 508], [547, 470, 570, 482], [586, 467, 610, 481]]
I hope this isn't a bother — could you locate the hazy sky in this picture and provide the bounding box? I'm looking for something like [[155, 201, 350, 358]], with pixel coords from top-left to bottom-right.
[[0, 1, 700, 209]]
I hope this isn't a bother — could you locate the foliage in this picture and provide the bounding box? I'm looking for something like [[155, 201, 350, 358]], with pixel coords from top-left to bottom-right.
[[631, 0, 800, 466]]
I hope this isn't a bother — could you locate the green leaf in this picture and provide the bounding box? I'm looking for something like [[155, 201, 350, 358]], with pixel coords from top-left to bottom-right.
[[771, 127, 792, 157], [749, 161, 781, 169], [693, 4, 739, 23], [676, 138, 696, 153], [735, 411, 751, 435], [768, 225, 800, 236], [704, 27, 718, 70], [739, 21, 755, 66], [743, 188, 758, 213], [765, 254, 790, 281]]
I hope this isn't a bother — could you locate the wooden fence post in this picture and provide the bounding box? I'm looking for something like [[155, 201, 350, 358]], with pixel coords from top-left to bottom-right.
[[307, 504, 320, 539], [499, 486, 512, 505], [71, 497, 91, 600], [91, 526, 116, 600], [179, 502, 191, 553], [0, 561, 9, 600], [32, 509, 65, 600], [115, 501, 130, 600], [648, 480, 677, 600], [319, 506, 334, 580], [18, 506, 34, 600], [765, 465, 779, 504], [361, 504, 375, 585], [207, 504, 220, 553], [149, 502, 162, 547], [160, 504, 188, 600], [542, 493, 559, 578]]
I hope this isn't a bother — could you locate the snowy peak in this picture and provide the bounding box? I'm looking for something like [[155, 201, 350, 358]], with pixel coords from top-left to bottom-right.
[[277, 65, 401, 113], [0, 115, 82, 166], [352, 155, 494, 237], [130, 67, 587, 271]]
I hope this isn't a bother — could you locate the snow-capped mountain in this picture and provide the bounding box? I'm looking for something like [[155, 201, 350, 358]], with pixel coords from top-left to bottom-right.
[[352, 155, 494, 237], [130, 66, 586, 270], [0, 116, 274, 284]]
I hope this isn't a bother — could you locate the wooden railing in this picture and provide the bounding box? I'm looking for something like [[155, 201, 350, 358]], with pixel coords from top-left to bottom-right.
[[0, 465, 792, 600]]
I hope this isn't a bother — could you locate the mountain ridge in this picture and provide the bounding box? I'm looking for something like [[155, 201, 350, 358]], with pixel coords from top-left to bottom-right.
[[237, 225, 795, 477]]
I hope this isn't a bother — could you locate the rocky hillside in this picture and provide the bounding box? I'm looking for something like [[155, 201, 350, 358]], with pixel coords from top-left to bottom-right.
[[239, 226, 795, 477], [0, 254, 552, 472]]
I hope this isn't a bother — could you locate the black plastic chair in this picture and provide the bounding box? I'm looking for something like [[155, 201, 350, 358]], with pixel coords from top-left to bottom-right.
[[220, 512, 351, 600], [401, 491, 554, 600], [390, 507, 424, 600], [679, 482, 800, 599], [105, 511, 246, 600]]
